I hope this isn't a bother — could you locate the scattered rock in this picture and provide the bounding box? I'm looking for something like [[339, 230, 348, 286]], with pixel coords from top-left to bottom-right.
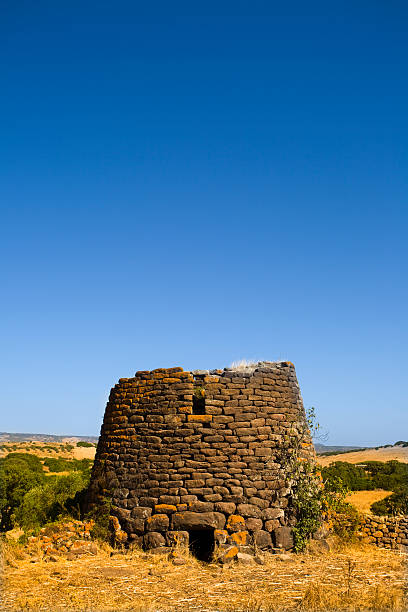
[[275, 553, 292, 561], [236, 552, 256, 565]]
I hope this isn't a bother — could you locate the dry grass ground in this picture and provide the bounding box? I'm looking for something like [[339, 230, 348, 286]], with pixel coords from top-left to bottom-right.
[[0, 441, 96, 461], [1, 542, 407, 612], [317, 446, 408, 467], [346, 490, 392, 514]]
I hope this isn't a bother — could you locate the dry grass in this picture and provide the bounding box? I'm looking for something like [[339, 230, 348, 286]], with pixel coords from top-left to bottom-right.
[[346, 490, 392, 514], [317, 446, 408, 467], [230, 359, 259, 372], [0, 441, 96, 461], [2, 540, 407, 611]]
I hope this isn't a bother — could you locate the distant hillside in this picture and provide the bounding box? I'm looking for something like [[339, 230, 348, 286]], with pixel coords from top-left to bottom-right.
[[0, 432, 98, 443], [314, 443, 365, 454], [317, 445, 408, 466]]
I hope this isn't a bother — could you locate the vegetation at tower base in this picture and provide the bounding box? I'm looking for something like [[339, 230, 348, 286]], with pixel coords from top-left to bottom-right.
[[86, 361, 323, 557], [278, 407, 359, 552]]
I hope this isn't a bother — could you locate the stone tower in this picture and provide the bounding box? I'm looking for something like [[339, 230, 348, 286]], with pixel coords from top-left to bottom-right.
[[87, 361, 315, 560]]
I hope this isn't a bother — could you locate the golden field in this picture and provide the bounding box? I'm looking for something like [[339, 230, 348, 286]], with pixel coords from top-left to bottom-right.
[[0, 441, 96, 461], [345, 490, 393, 515], [2, 541, 407, 612], [316, 445, 408, 467]]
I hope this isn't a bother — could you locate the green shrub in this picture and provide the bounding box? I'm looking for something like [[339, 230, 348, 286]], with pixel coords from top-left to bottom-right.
[[43, 457, 93, 478], [87, 496, 112, 542], [0, 454, 45, 530], [321, 462, 373, 491], [371, 489, 408, 515], [76, 441, 94, 448], [364, 460, 408, 491], [15, 472, 88, 531]]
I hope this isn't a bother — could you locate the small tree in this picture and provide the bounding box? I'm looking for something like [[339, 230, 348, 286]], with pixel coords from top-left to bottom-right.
[[15, 472, 88, 531], [0, 455, 44, 531]]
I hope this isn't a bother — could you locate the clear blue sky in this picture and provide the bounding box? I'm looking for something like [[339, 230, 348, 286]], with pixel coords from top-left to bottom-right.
[[1, 2, 407, 446]]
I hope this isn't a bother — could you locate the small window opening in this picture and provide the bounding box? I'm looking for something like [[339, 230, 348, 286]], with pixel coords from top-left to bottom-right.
[[192, 391, 206, 414], [189, 529, 214, 562]]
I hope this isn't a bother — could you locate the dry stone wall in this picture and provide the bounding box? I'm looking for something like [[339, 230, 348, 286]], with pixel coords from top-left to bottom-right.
[[87, 361, 314, 560], [359, 514, 408, 551]]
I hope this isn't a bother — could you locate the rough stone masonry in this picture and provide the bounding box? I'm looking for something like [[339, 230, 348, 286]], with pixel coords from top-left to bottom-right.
[[86, 361, 315, 560]]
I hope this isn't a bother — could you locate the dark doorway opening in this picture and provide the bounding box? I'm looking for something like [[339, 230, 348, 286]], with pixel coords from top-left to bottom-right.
[[192, 394, 205, 415], [189, 529, 214, 562]]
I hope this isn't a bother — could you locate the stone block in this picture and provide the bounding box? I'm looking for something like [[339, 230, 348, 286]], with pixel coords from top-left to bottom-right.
[[172, 511, 226, 531], [245, 518, 263, 532], [254, 530, 272, 549], [273, 526, 294, 550], [226, 515, 246, 532], [144, 532, 166, 549], [130, 507, 153, 519], [188, 501, 214, 513], [146, 514, 169, 532], [215, 502, 236, 515], [265, 519, 280, 532], [262, 508, 284, 520], [237, 504, 263, 518], [228, 531, 249, 546], [219, 545, 239, 563], [154, 504, 178, 514], [166, 530, 189, 547], [122, 518, 145, 534], [214, 529, 228, 545], [236, 552, 256, 565]]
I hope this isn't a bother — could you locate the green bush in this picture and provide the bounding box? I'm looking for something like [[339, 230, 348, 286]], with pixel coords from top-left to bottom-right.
[[76, 441, 94, 448], [87, 496, 112, 542], [15, 472, 88, 531], [3, 453, 43, 473], [321, 462, 373, 491], [364, 460, 408, 491], [322, 459, 408, 516], [371, 489, 408, 515], [43, 457, 93, 478], [0, 454, 45, 530]]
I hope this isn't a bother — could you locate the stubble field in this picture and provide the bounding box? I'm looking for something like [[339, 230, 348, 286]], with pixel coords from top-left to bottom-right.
[[2, 541, 407, 612]]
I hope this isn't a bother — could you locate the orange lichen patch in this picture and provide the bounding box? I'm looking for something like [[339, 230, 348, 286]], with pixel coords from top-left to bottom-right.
[[167, 531, 187, 545], [229, 531, 249, 546], [203, 375, 220, 383], [301, 441, 312, 448], [187, 414, 213, 423], [154, 504, 177, 514], [226, 515, 246, 532], [223, 545, 239, 559], [214, 529, 228, 543], [178, 405, 193, 414]]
